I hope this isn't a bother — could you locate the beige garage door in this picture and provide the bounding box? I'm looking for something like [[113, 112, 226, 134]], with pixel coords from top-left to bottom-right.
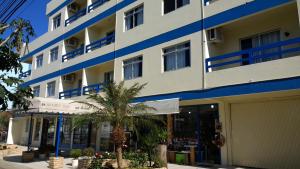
[[231, 99, 300, 169]]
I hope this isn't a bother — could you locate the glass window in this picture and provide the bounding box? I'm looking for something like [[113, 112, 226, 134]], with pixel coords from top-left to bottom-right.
[[125, 5, 143, 31], [163, 42, 191, 71], [73, 123, 89, 145], [33, 86, 40, 97], [47, 81, 56, 97], [104, 71, 114, 85], [53, 14, 61, 30], [36, 54, 43, 68], [164, 0, 190, 14], [50, 46, 59, 62], [34, 118, 41, 141], [123, 56, 143, 80]]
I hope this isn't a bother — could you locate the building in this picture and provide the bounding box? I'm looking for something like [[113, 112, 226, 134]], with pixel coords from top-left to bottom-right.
[[8, 0, 300, 168]]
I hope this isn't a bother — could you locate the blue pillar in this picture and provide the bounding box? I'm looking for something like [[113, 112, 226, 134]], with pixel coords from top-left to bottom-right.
[[55, 113, 63, 157]]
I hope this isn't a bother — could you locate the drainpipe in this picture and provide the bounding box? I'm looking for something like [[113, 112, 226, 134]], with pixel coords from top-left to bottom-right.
[[201, 0, 206, 89]]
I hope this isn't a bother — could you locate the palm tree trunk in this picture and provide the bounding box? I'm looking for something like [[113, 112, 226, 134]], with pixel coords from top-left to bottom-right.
[[116, 145, 123, 169]]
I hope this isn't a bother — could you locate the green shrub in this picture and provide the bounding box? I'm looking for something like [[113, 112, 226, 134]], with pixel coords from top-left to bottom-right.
[[88, 158, 103, 169], [82, 147, 95, 157], [124, 151, 147, 168], [102, 152, 116, 159], [70, 149, 82, 159]]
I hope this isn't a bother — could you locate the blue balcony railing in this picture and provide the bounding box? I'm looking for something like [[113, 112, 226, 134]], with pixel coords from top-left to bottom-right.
[[62, 45, 85, 62], [65, 8, 87, 26], [205, 37, 300, 72], [83, 83, 103, 95], [88, 0, 109, 13], [59, 88, 82, 99], [19, 70, 31, 78], [86, 33, 115, 53]]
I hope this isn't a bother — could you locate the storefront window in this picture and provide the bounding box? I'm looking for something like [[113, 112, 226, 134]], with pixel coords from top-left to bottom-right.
[[61, 117, 72, 145]]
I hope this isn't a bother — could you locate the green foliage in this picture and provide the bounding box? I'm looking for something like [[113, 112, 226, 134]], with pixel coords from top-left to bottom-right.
[[0, 112, 10, 130], [88, 157, 104, 169], [82, 147, 95, 157], [102, 152, 116, 159], [124, 151, 147, 168], [0, 18, 35, 111], [70, 149, 82, 159]]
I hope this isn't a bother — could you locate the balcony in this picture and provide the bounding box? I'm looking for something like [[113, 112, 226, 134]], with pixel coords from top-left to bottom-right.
[[83, 83, 103, 95], [59, 88, 82, 99], [65, 8, 87, 26], [86, 33, 115, 53], [62, 45, 85, 62], [19, 70, 31, 78], [65, 0, 87, 26], [206, 37, 300, 72], [88, 0, 109, 13]]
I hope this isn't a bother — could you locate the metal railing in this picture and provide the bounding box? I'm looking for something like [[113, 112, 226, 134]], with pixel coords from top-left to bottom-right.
[[65, 8, 87, 26], [88, 0, 109, 13], [62, 45, 85, 62], [205, 37, 300, 72], [19, 70, 31, 78], [59, 88, 82, 99], [86, 33, 115, 53], [83, 83, 103, 95]]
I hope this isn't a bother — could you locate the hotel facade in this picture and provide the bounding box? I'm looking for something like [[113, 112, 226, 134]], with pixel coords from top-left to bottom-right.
[[7, 0, 300, 168]]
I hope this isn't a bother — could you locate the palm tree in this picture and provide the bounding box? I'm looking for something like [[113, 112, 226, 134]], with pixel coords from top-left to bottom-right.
[[76, 81, 157, 169]]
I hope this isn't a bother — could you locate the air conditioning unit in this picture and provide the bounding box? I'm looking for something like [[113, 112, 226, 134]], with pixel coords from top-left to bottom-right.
[[207, 28, 222, 43], [68, 3, 80, 13], [65, 37, 79, 48], [63, 74, 76, 82]]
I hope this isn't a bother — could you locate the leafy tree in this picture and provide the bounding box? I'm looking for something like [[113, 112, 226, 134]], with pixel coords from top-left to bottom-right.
[[76, 82, 158, 169], [0, 18, 34, 111]]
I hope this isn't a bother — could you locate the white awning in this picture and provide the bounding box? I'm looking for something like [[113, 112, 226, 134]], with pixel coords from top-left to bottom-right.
[[140, 98, 180, 115], [19, 97, 179, 115], [28, 97, 93, 114]]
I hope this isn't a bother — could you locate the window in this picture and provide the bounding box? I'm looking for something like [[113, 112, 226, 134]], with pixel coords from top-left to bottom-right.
[[53, 14, 61, 30], [47, 81, 56, 97], [125, 5, 143, 31], [36, 54, 43, 68], [34, 118, 41, 141], [33, 86, 40, 97], [104, 71, 114, 85], [50, 46, 59, 62], [123, 56, 143, 80], [164, 0, 190, 14], [163, 42, 191, 71], [240, 30, 280, 65]]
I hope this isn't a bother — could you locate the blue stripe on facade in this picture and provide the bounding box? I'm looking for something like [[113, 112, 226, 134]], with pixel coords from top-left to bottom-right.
[[22, 0, 293, 88], [47, 0, 73, 17], [21, 0, 137, 62], [134, 76, 300, 103]]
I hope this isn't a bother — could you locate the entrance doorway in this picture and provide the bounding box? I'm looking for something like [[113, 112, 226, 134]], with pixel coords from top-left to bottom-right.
[[40, 118, 49, 147], [168, 104, 221, 166]]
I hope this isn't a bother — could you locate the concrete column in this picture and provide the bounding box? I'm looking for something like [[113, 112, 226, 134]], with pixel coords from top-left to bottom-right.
[[96, 124, 102, 152], [6, 118, 14, 144], [218, 101, 232, 165], [203, 30, 211, 73], [82, 68, 88, 87], [85, 28, 90, 52]]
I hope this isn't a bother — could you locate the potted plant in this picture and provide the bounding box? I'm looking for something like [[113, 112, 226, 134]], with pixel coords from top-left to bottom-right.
[[78, 147, 95, 169], [156, 129, 168, 167], [38, 146, 47, 160], [70, 149, 82, 169], [22, 150, 34, 162]]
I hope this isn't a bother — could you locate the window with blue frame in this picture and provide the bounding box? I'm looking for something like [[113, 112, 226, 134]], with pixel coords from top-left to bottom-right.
[[53, 14, 61, 30], [50, 46, 59, 62], [163, 42, 191, 72], [47, 81, 56, 97], [123, 56, 143, 80], [164, 0, 190, 14], [125, 5, 144, 31], [33, 86, 40, 97], [36, 54, 43, 68]]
